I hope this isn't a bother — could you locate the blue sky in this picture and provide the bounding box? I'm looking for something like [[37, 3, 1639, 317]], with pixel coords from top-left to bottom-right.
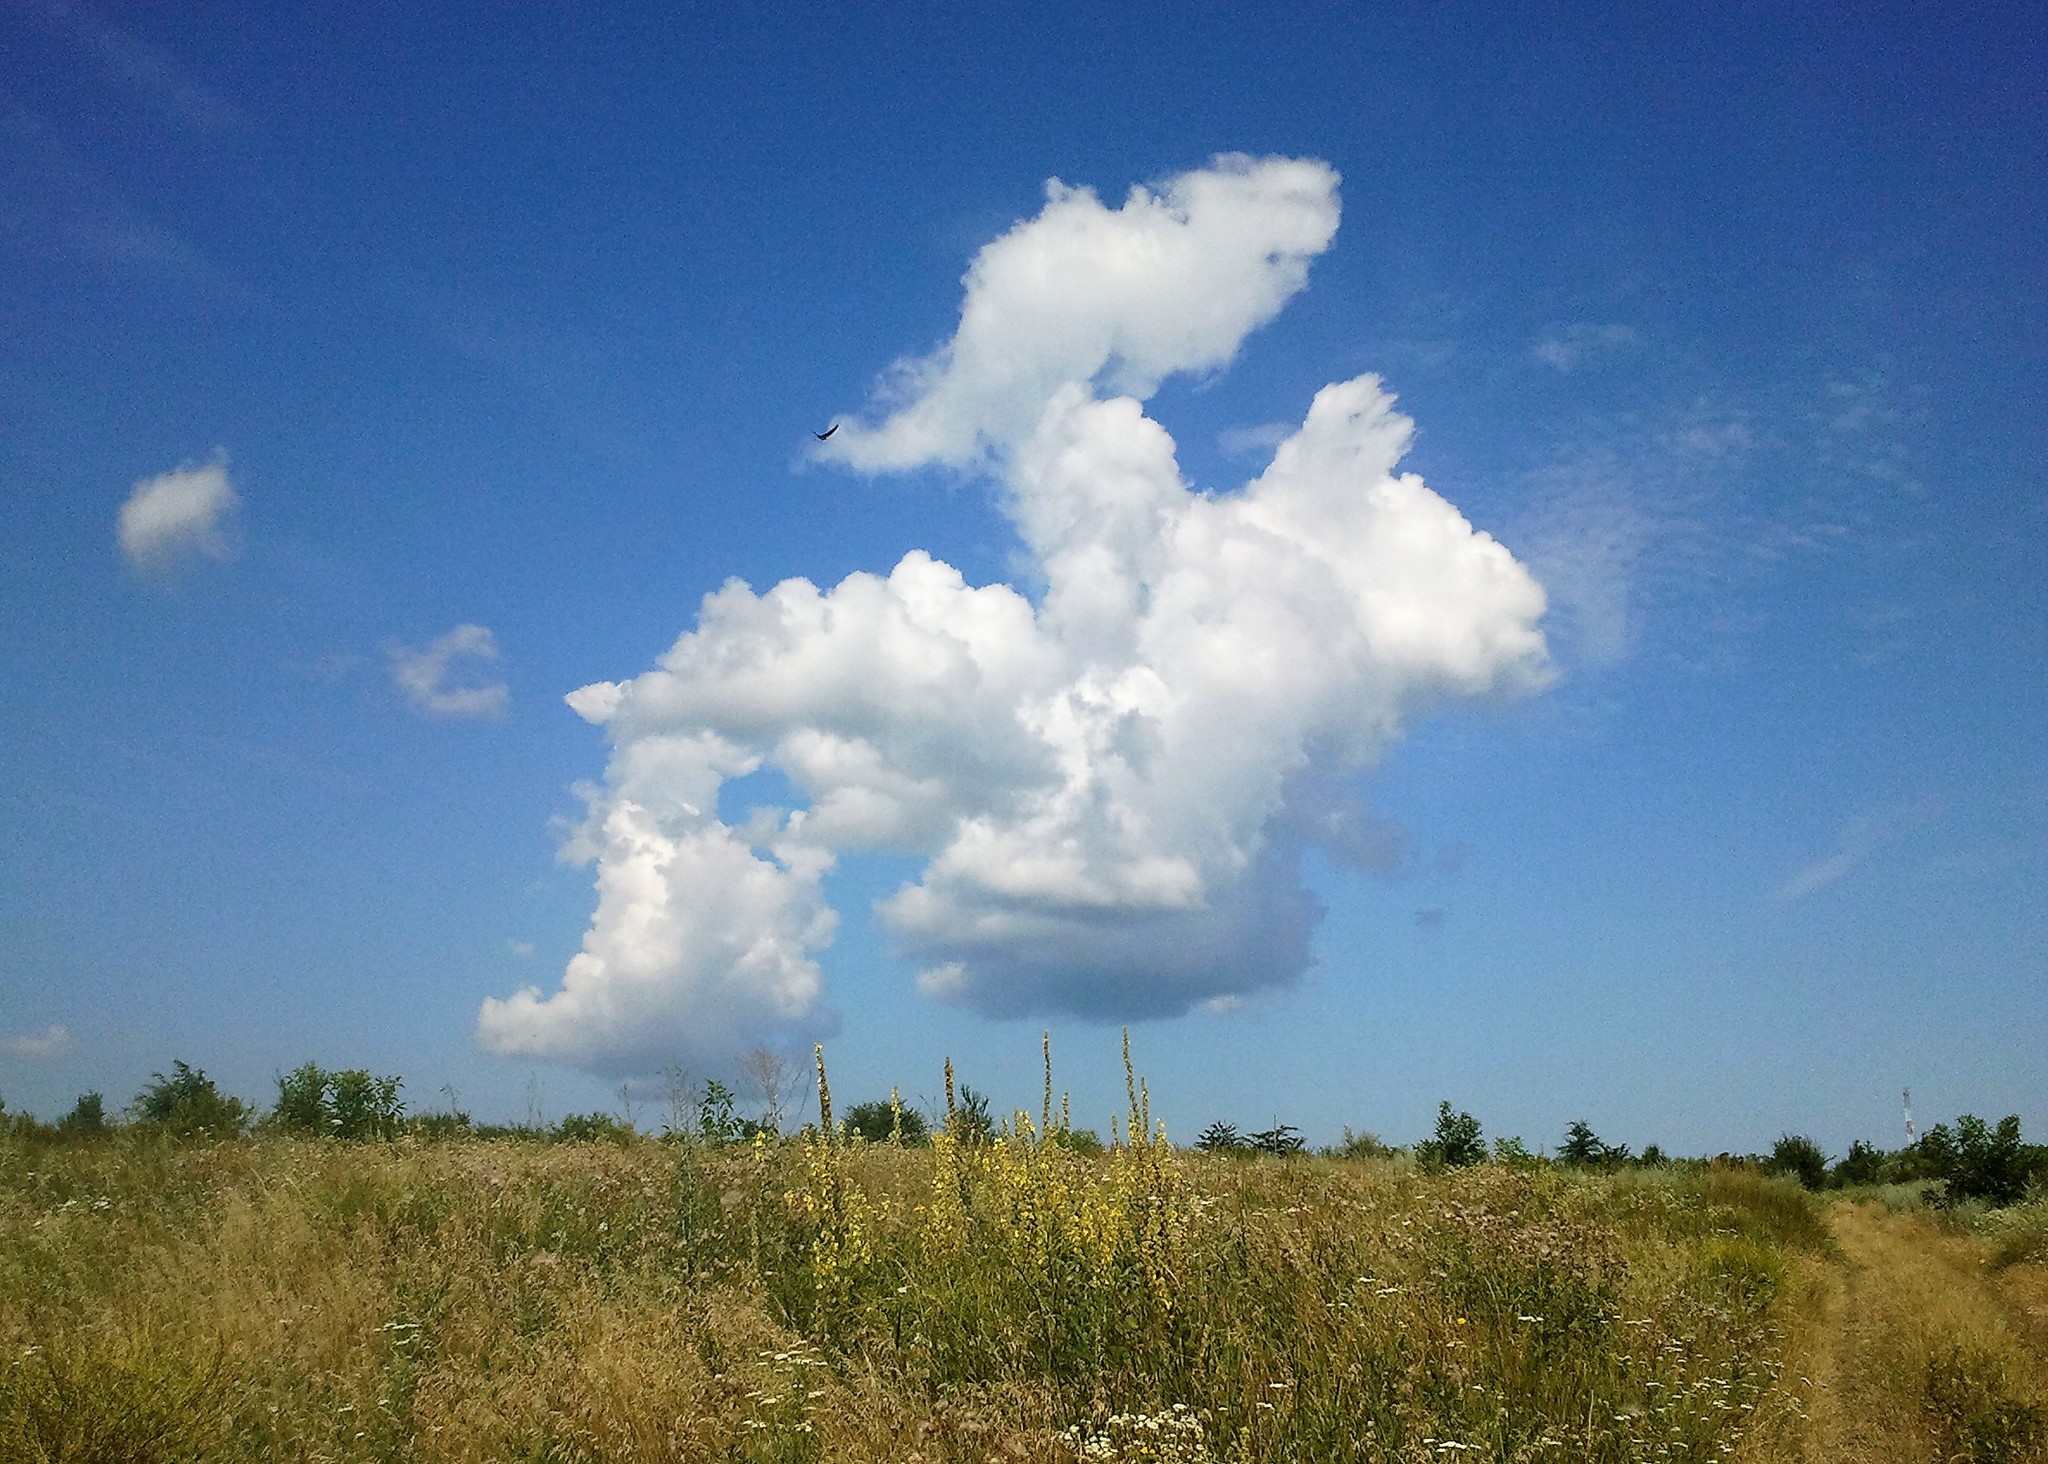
[[3, 1, 2042, 1157]]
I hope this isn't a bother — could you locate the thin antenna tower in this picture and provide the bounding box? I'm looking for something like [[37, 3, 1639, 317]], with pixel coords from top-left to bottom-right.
[[1902, 1087, 1916, 1145]]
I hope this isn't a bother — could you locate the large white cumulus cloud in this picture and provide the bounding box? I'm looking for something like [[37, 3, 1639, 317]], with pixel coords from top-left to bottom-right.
[[478, 155, 1552, 1078]]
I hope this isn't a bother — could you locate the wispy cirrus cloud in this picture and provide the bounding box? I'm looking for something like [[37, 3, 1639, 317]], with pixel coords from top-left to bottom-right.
[[1530, 322, 1637, 373], [389, 625, 509, 720], [1813, 368, 1924, 497], [1504, 388, 1874, 678], [1216, 421, 1292, 461], [1, 1025, 72, 1059], [1773, 797, 1943, 905], [19, 0, 242, 133]]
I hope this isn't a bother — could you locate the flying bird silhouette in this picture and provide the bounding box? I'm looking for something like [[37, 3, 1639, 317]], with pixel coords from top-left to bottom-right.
[[814, 424, 839, 441]]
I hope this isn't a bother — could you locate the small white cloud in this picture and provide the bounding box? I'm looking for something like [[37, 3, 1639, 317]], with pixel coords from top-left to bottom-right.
[[2, 1024, 72, 1059], [508, 938, 536, 957], [1530, 323, 1637, 373], [117, 454, 240, 577], [389, 624, 509, 720]]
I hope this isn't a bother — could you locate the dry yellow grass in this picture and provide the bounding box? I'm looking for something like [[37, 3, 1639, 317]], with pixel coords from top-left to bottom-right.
[[2, 1128, 2037, 1462], [1777, 1199, 2047, 1464]]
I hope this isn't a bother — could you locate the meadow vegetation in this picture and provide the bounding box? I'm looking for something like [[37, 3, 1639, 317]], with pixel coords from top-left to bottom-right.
[[1, 1044, 2043, 1462]]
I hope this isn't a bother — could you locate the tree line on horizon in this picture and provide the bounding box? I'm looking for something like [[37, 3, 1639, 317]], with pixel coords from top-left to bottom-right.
[[5, 1057, 2044, 1209], [1199, 1099, 2045, 1208]]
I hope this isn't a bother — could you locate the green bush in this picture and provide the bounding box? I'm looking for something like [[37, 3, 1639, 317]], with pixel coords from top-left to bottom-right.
[[1767, 1134, 1829, 1191], [55, 1092, 106, 1137], [696, 1078, 745, 1144], [554, 1111, 635, 1144], [1561, 1119, 1630, 1168], [843, 1099, 929, 1143], [133, 1061, 248, 1139], [1831, 1138, 1890, 1187], [1493, 1134, 1540, 1167], [0, 1098, 56, 1142], [409, 1109, 474, 1140], [1417, 1100, 1484, 1169], [1330, 1127, 1399, 1160], [1048, 1126, 1104, 1154], [1250, 1122, 1305, 1156], [1917, 1116, 2033, 1207], [953, 1083, 994, 1143], [267, 1062, 404, 1140], [270, 1062, 326, 1134]]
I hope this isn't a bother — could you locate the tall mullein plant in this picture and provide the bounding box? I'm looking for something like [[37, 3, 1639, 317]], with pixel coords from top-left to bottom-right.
[[813, 1044, 833, 1142]]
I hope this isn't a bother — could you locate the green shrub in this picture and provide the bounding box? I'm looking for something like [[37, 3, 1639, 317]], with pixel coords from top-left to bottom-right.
[[1048, 1126, 1104, 1154], [1416, 1100, 1484, 1169], [953, 1084, 994, 1143], [0, 1101, 56, 1141], [329, 1068, 404, 1140], [1985, 1200, 2048, 1270], [843, 1099, 929, 1144], [1766, 1134, 1829, 1191], [409, 1109, 474, 1140], [133, 1061, 248, 1139], [267, 1062, 404, 1140], [1493, 1134, 1540, 1167], [55, 1092, 106, 1137], [1562, 1119, 1624, 1167], [1330, 1127, 1398, 1160], [270, 1062, 327, 1134], [554, 1111, 635, 1144], [1250, 1122, 1305, 1156], [1918, 1116, 2033, 1207], [696, 1078, 745, 1144], [1831, 1138, 1890, 1187]]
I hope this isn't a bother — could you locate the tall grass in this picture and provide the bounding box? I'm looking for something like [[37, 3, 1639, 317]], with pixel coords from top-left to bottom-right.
[[0, 1109, 1849, 1463], [1807, 1199, 2048, 1464]]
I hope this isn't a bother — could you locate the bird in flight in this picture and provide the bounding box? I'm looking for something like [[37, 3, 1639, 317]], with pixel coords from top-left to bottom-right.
[[814, 424, 839, 441]]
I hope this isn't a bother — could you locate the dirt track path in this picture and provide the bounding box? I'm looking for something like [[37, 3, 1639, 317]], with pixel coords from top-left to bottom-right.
[[1781, 1201, 2048, 1463]]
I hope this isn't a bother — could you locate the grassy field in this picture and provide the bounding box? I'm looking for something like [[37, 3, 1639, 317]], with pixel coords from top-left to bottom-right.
[[2, 1120, 2043, 1462]]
